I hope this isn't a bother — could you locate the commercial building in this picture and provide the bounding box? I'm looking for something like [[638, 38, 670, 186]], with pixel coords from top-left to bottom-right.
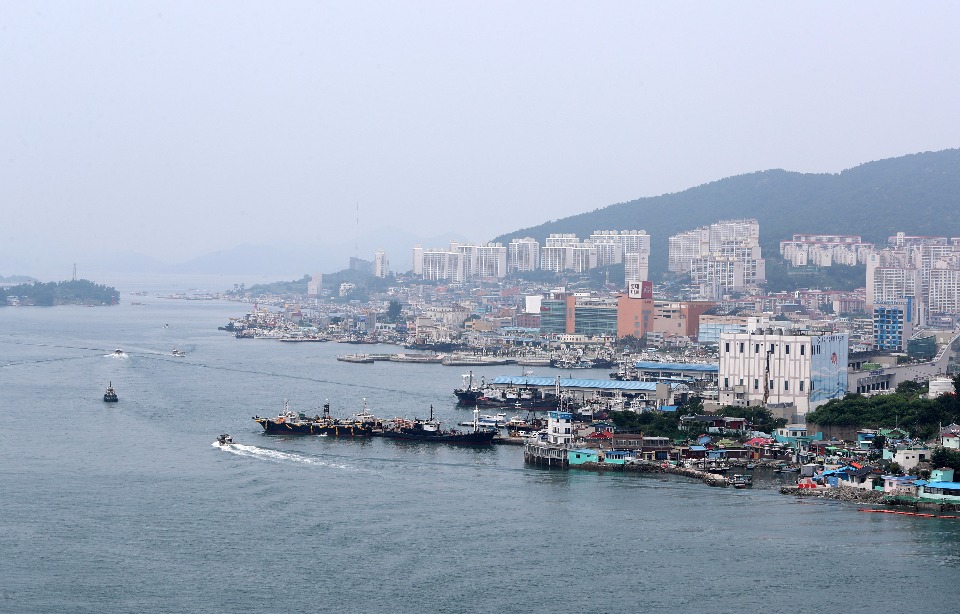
[[872, 297, 916, 352], [718, 330, 849, 418]]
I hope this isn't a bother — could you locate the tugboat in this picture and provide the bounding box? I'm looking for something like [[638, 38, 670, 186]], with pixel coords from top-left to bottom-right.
[[103, 382, 118, 403], [378, 406, 496, 445], [253, 401, 375, 437], [216, 434, 235, 446]]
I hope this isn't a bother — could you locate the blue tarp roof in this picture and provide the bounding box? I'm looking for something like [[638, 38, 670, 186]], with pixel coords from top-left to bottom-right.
[[490, 376, 673, 391], [633, 361, 718, 373], [689, 445, 707, 451], [923, 481, 960, 489], [660, 405, 679, 412]]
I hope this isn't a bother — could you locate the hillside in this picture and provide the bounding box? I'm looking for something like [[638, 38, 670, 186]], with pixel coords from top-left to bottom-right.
[[494, 149, 960, 279]]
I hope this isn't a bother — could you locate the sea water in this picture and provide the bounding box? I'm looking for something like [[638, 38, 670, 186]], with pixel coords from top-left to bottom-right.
[[2, 293, 958, 613]]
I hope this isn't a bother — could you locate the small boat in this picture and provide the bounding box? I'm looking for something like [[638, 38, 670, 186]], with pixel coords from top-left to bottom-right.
[[730, 474, 753, 488], [171, 348, 186, 357], [745, 462, 756, 470], [216, 434, 235, 446], [103, 382, 118, 402], [113, 348, 126, 356]]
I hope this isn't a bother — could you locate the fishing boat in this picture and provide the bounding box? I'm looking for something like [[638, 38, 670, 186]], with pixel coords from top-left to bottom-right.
[[378, 407, 496, 445], [216, 434, 235, 446], [458, 413, 507, 428], [253, 401, 375, 437], [103, 382, 118, 402], [453, 371, 484, 405]]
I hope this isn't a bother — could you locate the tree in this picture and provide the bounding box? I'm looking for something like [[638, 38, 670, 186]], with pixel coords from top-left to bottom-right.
[[386, 300, 402, 323]]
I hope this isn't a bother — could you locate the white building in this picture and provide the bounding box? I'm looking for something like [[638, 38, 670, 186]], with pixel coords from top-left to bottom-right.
[[374, 249, 388, 278], [718, 330, 849, 418], [476, 243, 508, 280], [508, 237, 540, 272], [624, 252, 649, 284]]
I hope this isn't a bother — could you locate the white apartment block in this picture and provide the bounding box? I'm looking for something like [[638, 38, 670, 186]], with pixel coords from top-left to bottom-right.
[[866, 232, 960, 317], [624, 252, 649, 284], [475, 243, 508, 279], [691, 256, 745, 301], [374, 249, 388, 278], [779, 234, 874, 268], [668, 227, 710, 274], [718, 330, 849, 417], [413, 247, 465, 282], [928, 265, 960, 315], [508, 237, 540, 272], [588, 230, 651, 267]]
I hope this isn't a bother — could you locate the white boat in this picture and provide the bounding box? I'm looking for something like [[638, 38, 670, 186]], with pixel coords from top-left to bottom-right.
[[172, 348, 186, 357], [216, 434, 234, 446], [113, 348, 126, 356]]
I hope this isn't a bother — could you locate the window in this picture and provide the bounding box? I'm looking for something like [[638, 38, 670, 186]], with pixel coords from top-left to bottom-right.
[[800, 345, 805, 356], [785, 345, 790, 355], [755, 343, 760, 353], [725, 342, 730, 353], [739, 342, 744, 352], [770, 343, 775, 353], [724, 377, 729, 388], [754, 379, 759, 390], [800, 381, 805, 392], [784, 380, 789, 391], [811, 380, 815, 391]]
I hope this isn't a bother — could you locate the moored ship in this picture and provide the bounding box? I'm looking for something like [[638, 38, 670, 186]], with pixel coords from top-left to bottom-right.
[[378, 407, 496, 445], [453, 371, 484, 405], [253, 401, 376, 437]]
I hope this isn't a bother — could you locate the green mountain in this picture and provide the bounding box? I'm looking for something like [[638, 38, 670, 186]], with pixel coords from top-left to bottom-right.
[[494, 149, 960, 281]]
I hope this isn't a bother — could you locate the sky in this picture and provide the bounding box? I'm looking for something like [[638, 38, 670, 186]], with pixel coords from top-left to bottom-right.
[[2, 1, 960, 279]]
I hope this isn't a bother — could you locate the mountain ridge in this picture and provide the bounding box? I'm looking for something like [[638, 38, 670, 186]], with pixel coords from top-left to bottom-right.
[[493, 149, 960, 276]]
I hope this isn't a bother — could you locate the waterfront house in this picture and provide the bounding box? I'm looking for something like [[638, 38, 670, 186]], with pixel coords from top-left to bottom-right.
[[917, 468, 960, 502], [569, 449, 600, 465], [882, 475, 918, 496]]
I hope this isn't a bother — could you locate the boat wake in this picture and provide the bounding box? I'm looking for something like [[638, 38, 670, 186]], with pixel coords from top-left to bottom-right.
[[212, 442, 355, 471]]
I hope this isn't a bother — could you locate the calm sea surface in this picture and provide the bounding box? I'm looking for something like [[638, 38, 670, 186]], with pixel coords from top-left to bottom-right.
[[2, 293, 959, 613]]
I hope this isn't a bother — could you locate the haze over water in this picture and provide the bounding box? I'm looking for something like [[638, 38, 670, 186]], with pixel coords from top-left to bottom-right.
[[2, 293, 959, 613]]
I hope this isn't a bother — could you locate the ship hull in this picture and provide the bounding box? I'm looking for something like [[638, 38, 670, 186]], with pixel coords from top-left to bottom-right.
[[254, 419, 373, 437], [377, 430, 496, 445]]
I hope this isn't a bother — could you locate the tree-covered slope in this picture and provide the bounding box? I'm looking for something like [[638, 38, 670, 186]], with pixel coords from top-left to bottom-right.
[[495, 149, 960, 278]]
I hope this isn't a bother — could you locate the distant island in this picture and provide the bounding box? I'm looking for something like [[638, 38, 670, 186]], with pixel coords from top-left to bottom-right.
[[1, 279, 120, 306], [0, 274, 39, 285]]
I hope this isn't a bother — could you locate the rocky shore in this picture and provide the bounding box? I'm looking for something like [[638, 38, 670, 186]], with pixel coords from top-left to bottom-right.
[[780, 485, 886, 503]]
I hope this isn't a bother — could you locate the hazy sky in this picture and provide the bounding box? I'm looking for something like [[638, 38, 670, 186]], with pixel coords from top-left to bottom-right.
[[2, 2, 959, 277]]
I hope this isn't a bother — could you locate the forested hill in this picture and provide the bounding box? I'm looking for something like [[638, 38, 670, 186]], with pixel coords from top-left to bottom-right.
[[1, 279, 119, 306], [494, 149, 960, 277]]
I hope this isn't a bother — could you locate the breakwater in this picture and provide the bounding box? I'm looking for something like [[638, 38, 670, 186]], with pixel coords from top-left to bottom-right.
[[574, 460, 730, 487]]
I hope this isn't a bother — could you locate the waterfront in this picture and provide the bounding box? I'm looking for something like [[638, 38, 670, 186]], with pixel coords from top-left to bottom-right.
[[2, 294, 960, 613]]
